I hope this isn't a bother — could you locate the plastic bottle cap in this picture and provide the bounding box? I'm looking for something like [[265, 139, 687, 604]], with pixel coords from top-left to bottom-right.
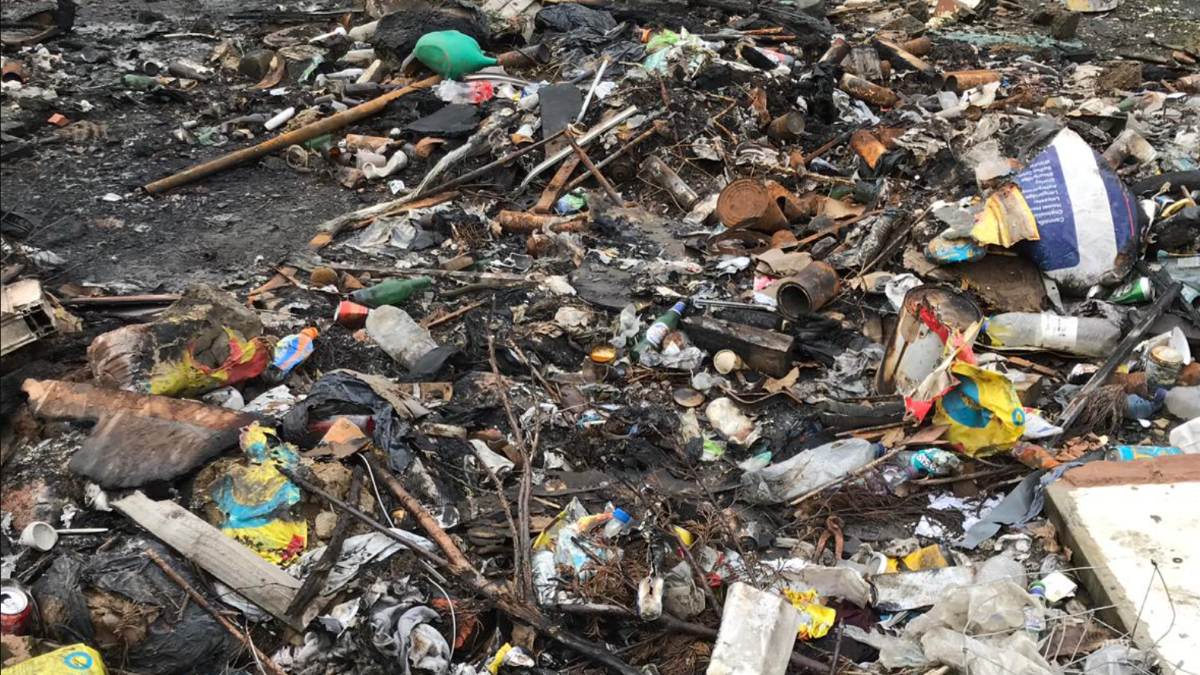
[[612, 508, 632, 524]]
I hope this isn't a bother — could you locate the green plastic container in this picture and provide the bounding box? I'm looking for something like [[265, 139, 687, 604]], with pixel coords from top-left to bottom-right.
[[413, 31, 497, 80]]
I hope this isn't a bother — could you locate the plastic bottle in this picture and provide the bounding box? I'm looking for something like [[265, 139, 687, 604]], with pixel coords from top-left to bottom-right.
[[984, 312, 1121, 357], [1165, 386, 1200, 419], [631, 301, 686, 362], [856, 448, 961, 494], [413, 31, 498, 79], [1105, 445, 1184, 461], [262, 327, 318, 384], [1169, 417, 1200, 454], [601, 508, 632, 540], [365, 306, 438, 370], [350, 276, 432, 308], [435, 80, 497, 104]]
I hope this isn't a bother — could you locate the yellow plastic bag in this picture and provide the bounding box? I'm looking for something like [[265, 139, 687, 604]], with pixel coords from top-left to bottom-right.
[[5, 645, 106, 675], [212, 423, 307, 566], [781, 589, 836, 640], [933, 362, 1026, 456]]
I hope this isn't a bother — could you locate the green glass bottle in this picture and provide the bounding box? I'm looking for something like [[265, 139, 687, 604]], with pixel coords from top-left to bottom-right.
[[349, 276, 432, 308], [630, 301, 686, 362]]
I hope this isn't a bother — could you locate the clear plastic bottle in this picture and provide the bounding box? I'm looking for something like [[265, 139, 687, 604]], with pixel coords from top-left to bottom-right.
[[984, 312, 1121, 357], [601, 508, 632, 540], [365, 306, 438, 370], [434, 80, 496, 104]]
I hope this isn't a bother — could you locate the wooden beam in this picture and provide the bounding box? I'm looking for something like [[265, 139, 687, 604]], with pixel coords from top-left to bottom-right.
[[113, 491, 316, 630]]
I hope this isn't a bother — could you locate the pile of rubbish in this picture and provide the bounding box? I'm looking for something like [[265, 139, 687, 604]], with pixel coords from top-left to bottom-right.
[[2, 0, 1198, 673]]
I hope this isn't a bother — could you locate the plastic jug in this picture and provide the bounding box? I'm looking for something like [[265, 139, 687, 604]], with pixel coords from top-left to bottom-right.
[[413, 31, 497, 79]]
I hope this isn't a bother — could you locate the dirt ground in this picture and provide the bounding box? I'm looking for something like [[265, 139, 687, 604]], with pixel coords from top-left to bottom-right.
[[2, 0, 1195, 294]]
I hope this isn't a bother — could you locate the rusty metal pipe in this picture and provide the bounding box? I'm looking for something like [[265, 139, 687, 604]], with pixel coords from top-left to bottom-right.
[[819, 37, 850, 65], [899, 36, 933, 57], [497, 211, 587, 233], [767, 112, 806, 141], [144, 75, 442, 194], [496, 44, 551, 69], [874, 38, 942, 85], [777, 262, 840, 318], [839, 73, 899, 107], [944, 69, 1000, 93]]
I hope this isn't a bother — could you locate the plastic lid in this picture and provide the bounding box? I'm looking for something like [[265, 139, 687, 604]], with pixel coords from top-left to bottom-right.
[[612, 508, 632, 524], [1030, 584, 1046, 597]]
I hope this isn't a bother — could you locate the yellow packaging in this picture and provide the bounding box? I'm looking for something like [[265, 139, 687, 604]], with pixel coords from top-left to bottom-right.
[[886, 544, 952, 572], [5, 645, 106, 675], [933, 361, 1026, 456], [781, 589, 836, 640]]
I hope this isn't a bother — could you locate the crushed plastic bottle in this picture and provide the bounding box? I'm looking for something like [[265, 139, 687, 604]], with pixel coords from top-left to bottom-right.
[[365, 306, 438, 370], [742, 439, 881, 503]]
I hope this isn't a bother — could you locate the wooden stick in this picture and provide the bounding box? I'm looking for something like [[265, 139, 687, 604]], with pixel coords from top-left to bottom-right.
[[789, 447, 903, 506], [146, 549, 288, 675], [60, 294, 181, 306], [465, 438, 523, 593], [364, 455, 643, 675], [488, 335, 534, 601], [279, 467, 451, 570], [144, 75, 441, 193], [424, 301, 485, 328], [566, 133, 627, 206], [286, 464, 363, 618], [562, 125, 658, 194]]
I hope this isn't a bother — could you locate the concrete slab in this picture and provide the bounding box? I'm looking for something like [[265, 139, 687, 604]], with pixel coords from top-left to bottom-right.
[[1045, 456, 1200, 675]]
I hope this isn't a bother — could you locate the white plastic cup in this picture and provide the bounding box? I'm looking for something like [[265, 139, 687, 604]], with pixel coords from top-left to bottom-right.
[[19, 521, 58, 551]]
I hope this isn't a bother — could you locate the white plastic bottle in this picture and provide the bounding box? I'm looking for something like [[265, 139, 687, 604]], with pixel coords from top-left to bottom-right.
[[602, 509, 632, 540], [984, 312, 1121, 357], [365, 306, 438, 369]]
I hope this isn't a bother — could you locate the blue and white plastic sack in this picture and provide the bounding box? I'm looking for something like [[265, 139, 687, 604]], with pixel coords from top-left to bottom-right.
[[971, 129, 1141, 293]]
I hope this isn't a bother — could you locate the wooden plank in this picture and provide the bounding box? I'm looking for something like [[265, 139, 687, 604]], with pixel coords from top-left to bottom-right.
[[682, 314, 795, 376], [113, 491, 313, 630]]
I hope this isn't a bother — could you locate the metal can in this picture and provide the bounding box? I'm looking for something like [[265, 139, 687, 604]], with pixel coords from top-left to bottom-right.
[[1106, 445, 1184, 462], [1, 583, 32, 635], [1109, 277, 1154, 305], [1144, 345, 1184, 389]]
